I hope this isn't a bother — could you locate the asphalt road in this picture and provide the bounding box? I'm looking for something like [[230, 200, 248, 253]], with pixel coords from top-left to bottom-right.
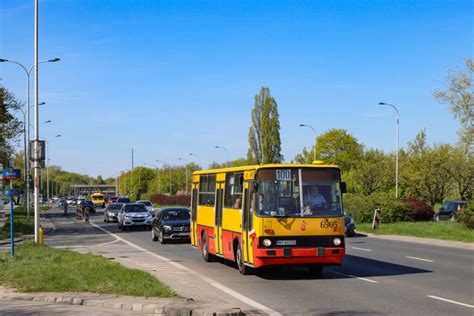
[[45, 207, 474, 315]]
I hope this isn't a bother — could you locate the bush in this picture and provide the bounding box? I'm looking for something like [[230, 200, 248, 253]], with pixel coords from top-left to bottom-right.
[[343, 192, 412, 224], [402, 197, 434, 221], [457, 202, 474, 229], [149, 194, 191, 207]]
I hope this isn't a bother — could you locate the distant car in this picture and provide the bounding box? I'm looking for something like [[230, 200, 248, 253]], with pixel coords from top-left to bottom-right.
[[117, 197, 131, 204], [66, 197, 76, 205], [108, 196, 118, 204], [58, 198, 67, 207], [76, 199, 96, 214], [137, 200, 154, 215], [344, 212, 356, 237], [117, 203, 152, 230], [103, 203, 124, 223], [152, 207, 190, 244], [434, 200, 468, 221]]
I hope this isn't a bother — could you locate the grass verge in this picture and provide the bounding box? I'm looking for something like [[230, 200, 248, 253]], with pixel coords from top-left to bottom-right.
[[40, 205, 52, 211], [0, 206, 33, 239], [357, 221, 474, 243], [0, 242, 176, 297]]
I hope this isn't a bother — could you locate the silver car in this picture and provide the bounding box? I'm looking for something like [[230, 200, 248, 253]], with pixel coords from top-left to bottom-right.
[[117, 203, 153, 230], [137, 200, 155, 216], [103, 203, 124, 223]]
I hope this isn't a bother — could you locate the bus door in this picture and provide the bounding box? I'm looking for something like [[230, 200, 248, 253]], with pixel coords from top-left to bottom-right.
[[191, 184, 198, 247], [242, 184, 254, 264], [214, 182, 224, 255]]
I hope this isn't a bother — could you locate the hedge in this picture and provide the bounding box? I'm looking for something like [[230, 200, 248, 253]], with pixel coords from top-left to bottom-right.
[[343, 193, 433, 224], [149, 194, 191, 207], [457, 202, 474, 229]]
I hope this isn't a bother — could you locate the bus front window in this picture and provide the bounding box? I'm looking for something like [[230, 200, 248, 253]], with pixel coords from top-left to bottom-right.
[[256, 168, 343, 217]]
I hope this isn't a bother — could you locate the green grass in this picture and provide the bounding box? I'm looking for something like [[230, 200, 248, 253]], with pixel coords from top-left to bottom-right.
[[0, 206, 34, 239], [40, 205, 52, 211], [357, 221, 474, 243], [0, 242, 176, 297]]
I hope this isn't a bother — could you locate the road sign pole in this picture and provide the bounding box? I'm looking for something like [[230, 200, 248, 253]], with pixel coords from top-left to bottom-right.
[[10, 179, 14, 257]]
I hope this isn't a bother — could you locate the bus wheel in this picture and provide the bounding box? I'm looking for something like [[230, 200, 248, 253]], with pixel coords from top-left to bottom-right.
[[201, 232, 214, 262], [236, 244, 253, 275]]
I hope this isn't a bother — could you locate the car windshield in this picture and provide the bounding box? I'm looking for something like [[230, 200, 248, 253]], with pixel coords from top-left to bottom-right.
[[255, 168, 343, 218], [162, 210, 190, 220], [124, 204, 147, 212], [107, 203, 123, 211], [92, 196, 103, 200], [442, 202, 463, 211], [118, 198, 131, 203], [139, 201, 152, 207]]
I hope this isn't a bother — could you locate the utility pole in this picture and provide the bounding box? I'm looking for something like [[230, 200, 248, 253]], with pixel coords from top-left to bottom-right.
[[33, 0, 40, 243]]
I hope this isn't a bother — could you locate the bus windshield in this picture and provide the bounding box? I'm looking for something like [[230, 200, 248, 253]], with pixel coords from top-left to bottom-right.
[[256, 168, 343, 218]]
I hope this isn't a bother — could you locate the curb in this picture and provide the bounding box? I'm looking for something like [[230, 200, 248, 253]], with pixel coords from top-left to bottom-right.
[[0, 293, 244, 315], [360, 232, 474, 250]]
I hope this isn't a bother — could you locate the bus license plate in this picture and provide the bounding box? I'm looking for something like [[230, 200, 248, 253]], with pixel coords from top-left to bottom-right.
[[276, 240, 296, 246]]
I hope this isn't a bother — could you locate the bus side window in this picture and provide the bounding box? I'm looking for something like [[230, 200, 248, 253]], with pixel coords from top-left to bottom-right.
[[249, 192, 254, 230]]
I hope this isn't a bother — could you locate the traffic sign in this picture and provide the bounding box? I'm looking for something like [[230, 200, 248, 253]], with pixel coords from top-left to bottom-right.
[[2, 169, 21, 180], [4, 189, 20, 197]]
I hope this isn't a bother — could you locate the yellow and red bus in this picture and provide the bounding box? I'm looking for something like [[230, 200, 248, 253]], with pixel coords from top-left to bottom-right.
[[190, 162, 347, 275]]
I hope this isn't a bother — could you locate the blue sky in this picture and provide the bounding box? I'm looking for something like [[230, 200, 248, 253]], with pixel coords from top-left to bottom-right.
[[1, 0, 472, 178]]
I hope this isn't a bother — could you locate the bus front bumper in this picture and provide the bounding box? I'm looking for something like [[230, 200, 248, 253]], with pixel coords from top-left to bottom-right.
[[253, 247, 345, 268]]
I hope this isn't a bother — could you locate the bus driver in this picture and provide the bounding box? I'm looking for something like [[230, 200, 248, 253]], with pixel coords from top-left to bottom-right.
[[304, 186, 327, 214]]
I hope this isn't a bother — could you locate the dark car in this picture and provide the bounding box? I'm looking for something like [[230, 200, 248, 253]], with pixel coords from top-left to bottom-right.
[[434, 200, 468, 221], [58, 198, 67, 207], [117, 197, 131, 204], [152, 207, 190, 244], [108, 196, 118, 204], [103, 203, 124, 223], [76, 199, 96, 214], [344, 212, 356, 237]]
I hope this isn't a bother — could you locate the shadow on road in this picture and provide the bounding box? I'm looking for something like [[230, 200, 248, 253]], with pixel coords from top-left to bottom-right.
[[256, 254, 432, 280]]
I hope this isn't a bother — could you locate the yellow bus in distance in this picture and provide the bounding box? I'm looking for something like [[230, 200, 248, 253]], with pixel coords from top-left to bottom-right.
[[90, 193, 105, 208], [190, 162, 347, 275]]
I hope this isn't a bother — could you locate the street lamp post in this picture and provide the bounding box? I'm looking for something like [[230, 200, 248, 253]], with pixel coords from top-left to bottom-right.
[[156, 160, 172, 195], [178, 157, 189, 193], [214, 146, 228, 167], [189, 152, 201, 168], [299, 124, 317, 162], [1, 56, 59, 226], [378, 102, 400, 199], [144, 163, 160, 194]]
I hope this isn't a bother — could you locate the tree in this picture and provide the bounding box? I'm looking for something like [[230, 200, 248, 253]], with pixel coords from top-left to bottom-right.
[[352, 149, 392, 195], [247, 87, 283, 164], [447, 147, 473, 201], [434, 58, 473, 152], [294, 129, 363, 171], [208, 158, 249, 169], [402, 130, 452, 206], [0, 82, 22, 164]]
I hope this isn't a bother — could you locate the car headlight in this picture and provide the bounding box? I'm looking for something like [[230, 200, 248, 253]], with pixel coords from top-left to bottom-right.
[[262, 238, 272, 247], [163, 225, 171, 231], [124, 214, 131, 219], [333, 237, 342, 246]]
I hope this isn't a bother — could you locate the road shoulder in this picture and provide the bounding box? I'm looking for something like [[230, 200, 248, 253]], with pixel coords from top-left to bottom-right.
[[361, 232, 474, 250]]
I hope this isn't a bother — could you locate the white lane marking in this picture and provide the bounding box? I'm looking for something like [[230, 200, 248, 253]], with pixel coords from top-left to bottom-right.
[[428, 295, 474, 309], [89, 238, 121, 249], [327, 270, 378, 283], [88, 222, 281, 316], [406, 256, 434, 263], [350, 246, 372, 252]]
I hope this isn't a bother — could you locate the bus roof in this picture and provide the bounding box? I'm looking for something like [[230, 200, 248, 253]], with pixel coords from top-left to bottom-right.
[[193, 162, 339, 176]]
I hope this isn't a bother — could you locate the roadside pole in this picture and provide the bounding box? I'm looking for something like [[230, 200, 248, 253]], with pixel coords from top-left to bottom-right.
[[9, 178, 14, 257]]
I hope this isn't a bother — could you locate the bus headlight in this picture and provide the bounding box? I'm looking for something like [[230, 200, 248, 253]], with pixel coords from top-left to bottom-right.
[[333, 237, 342, 246], [263, 239, 272, 247]]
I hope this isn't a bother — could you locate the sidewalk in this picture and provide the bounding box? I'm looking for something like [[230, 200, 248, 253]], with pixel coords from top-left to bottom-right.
[[360, 232, 474, 250], [0, 286, 231, 316]]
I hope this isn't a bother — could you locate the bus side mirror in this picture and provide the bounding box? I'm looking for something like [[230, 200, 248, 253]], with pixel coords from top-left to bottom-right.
[[340, 182, 347, 193]]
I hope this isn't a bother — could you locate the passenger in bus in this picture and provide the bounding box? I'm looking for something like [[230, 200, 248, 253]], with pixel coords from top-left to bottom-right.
[[304, 186, 327, 214], [234, 197, 242, 209], [258, 193, 266, 212]]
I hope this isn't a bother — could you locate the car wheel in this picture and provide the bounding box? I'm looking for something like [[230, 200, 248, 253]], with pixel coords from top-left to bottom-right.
[[201, 232, 214, 262], [235, 242, 252, 275], [159, 230, 166, 244]]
